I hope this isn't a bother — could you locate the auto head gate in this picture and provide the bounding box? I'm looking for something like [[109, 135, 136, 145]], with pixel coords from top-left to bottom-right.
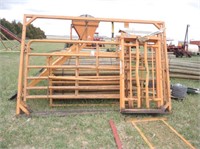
[[16, 14, 171, 115]]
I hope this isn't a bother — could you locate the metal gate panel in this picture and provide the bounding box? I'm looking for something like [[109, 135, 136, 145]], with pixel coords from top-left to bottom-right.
[[119, 33, 171, 113]]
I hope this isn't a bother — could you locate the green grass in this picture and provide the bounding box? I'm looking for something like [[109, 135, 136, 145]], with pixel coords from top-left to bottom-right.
[[0, 42, 200, 148]]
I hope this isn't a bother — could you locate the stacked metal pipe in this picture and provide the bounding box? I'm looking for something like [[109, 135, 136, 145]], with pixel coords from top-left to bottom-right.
[[169, 58, 200, 80]]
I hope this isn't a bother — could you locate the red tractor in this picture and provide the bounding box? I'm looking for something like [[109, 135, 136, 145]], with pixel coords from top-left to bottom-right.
[[93, 32, 104, 47]]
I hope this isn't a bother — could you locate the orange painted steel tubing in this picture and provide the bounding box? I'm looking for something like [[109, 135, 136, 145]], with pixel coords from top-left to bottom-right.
[[161, 120, 195, 149], [132, 122, 154, 149], [144, 42, 150, 108], [130, 118, 195, 149], [119, 37, 125, 110], [135, 40, 141, 108], [16, 14, 171, 115], [16, 15, 29, 115], [24, 14, 164, 25]]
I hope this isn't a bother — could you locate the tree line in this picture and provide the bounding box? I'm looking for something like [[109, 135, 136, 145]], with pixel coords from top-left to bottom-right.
[[0, 18, 46, 40]]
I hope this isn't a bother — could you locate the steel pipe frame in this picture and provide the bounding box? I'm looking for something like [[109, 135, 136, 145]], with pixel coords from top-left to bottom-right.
[[119, 30, 171, 113], [130, 118, 195, 149], [16, 14, 171, 115], [17, 40, 120, 115]]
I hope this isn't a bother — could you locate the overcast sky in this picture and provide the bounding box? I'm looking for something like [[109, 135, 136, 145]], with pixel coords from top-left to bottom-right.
[[0, 0, 199, 40]]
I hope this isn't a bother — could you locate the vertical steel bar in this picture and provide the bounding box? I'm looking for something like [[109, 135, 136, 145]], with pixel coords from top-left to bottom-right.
[[162, 23, 171, 111], [16, 15, 27, 115], [155, 42, 161, 107], [157, 37, 163, 106], [129, 46, 133, 108], [151, 48, 155, 99], [144, 42, 149, 108], [48, 56, 53, 106], [161, 35, 166, 106], [120, 36, 125, 110], [70, 24, 72, 40], [124, 46, 128, 99], [140, 48, 144, 107], [136, 40, 141, 108], [23, 42, 30, 102], [111, 22, 114, 40]]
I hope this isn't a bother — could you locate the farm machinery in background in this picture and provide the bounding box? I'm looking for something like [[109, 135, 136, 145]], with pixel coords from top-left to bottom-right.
[[0, 24, 22, 43], [167, 24, 199, 57], [93, 32, 104, 42], [0, 24, 22, 50], [0, 24, 33, 51]]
